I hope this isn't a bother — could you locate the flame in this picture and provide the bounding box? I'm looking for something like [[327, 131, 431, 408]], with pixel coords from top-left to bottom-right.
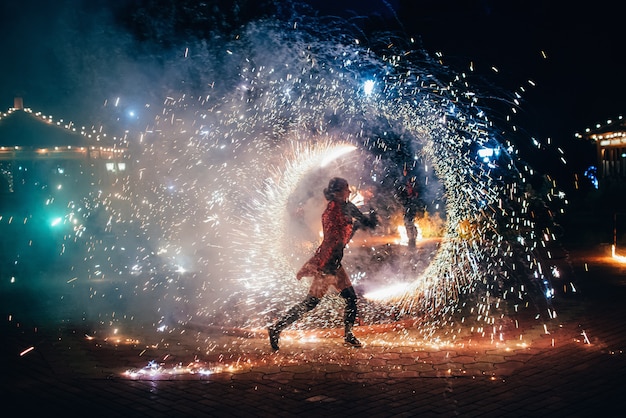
[[364, 282, 412, 301], [611, 244, 626, 263], [397, 223, 422, 246]]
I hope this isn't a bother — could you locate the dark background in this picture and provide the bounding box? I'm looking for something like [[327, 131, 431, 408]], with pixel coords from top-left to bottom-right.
[[1, 1, 622, 123], [0, 0, 623, 193]]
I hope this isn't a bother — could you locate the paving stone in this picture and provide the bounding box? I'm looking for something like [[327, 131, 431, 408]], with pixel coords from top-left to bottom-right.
[[4, 247, 626, 416]]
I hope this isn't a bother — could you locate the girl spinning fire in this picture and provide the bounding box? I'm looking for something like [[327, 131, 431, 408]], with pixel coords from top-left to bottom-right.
[[268, 177, 378, 350]]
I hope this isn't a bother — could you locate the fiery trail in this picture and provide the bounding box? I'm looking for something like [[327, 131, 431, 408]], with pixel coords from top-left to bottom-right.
[[0, 11, 569, 344]]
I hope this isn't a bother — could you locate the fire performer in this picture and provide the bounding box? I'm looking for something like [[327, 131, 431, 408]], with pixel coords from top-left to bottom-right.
[[397, 176, 420, 248], [268, 177, 378, 350]]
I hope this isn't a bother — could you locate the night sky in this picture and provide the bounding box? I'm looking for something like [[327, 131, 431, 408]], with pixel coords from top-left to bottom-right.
[[0, 0, 623, 176]]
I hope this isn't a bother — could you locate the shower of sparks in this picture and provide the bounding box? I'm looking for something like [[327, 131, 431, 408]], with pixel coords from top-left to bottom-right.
[[0, 10, 571, 352]]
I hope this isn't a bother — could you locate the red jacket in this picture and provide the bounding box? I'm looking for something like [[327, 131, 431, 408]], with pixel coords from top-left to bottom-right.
[[309, 200, 373, 274]]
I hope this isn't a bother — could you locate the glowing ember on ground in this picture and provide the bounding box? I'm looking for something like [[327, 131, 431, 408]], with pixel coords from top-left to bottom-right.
[[611, 244, 626, 263], [113, 320, 564, 381]]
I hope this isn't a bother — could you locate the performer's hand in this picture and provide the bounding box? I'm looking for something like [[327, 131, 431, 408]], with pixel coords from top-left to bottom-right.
[[296, 264, 313, 280]]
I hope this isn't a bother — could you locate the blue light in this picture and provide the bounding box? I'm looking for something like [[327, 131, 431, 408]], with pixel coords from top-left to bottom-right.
[[477, 148, 494, 159], [363, 80, 375, 96], [477, 147, 500, 163], [584, 166, 599, 189]]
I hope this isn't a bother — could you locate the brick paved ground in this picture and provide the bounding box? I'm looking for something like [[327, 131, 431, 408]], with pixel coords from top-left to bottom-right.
[[2, 244, 626, 417]]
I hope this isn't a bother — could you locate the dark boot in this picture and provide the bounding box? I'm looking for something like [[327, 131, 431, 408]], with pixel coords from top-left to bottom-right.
[[268, 295, 319, 351], [340, 286, 361, 347], [344, 326, 362, 347], [268, 325, 280, 351]]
